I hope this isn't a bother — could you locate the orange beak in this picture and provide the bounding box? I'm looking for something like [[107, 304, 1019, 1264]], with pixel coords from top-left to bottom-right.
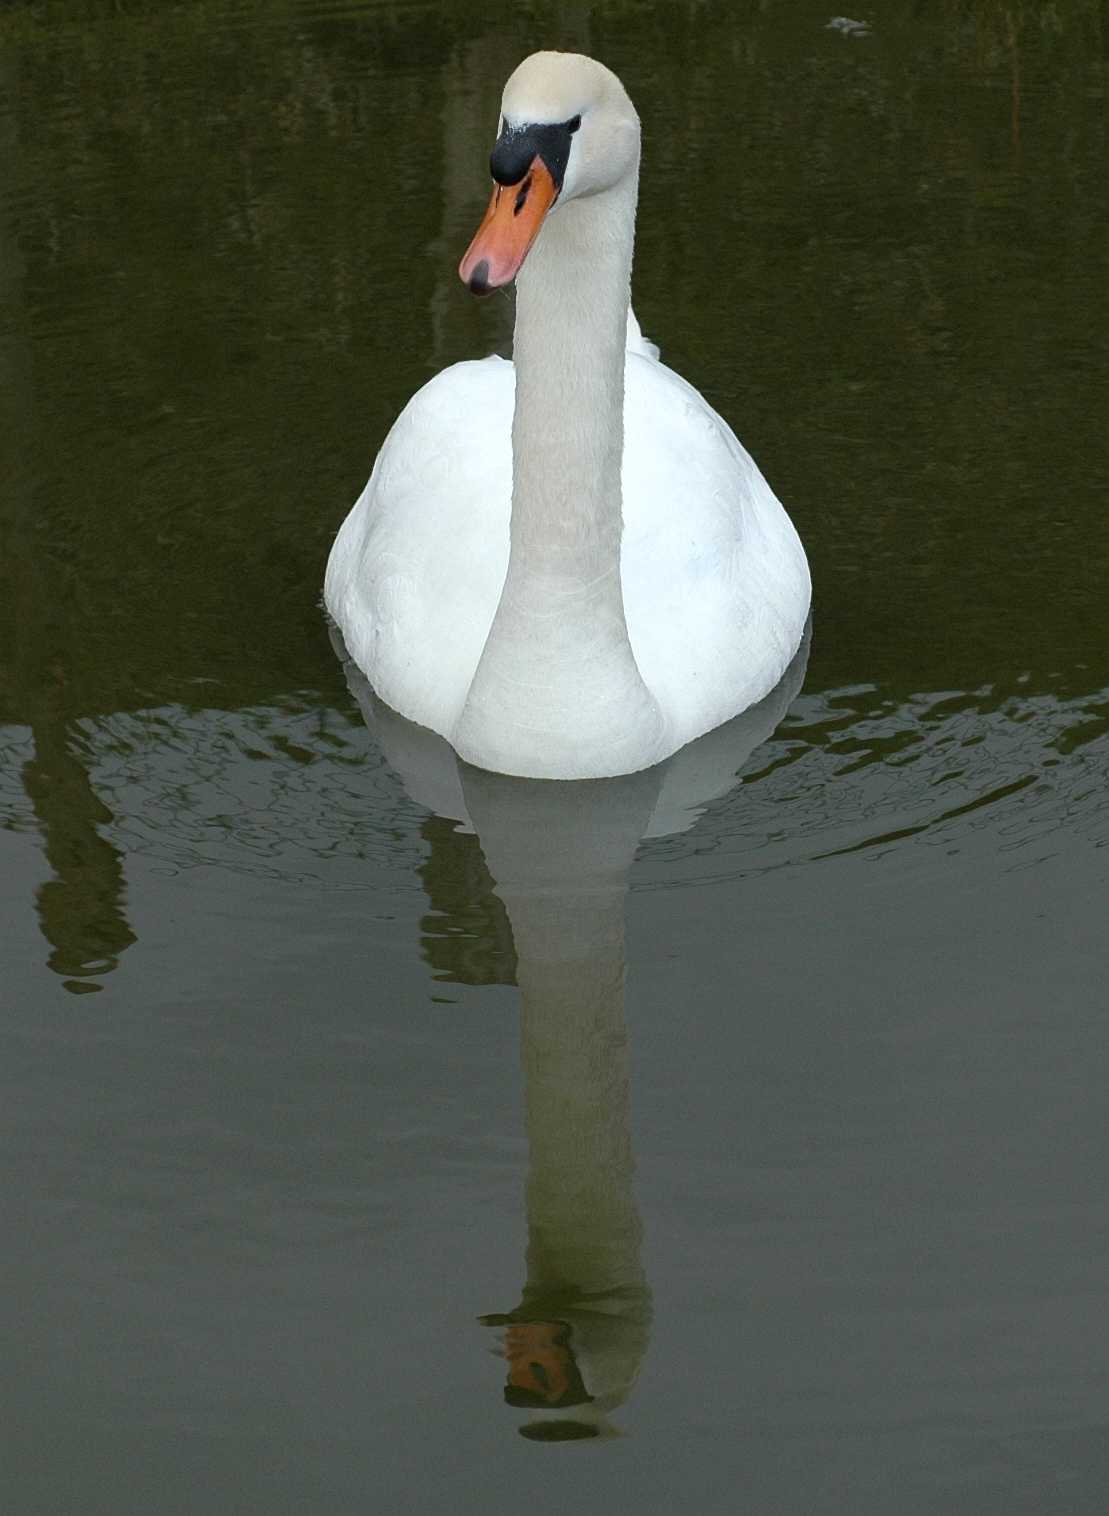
[[458, 155, 559, 296]]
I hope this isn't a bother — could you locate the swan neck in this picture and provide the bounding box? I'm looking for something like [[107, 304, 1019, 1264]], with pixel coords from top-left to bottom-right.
[[451, 166, 667, 780], [509, 172, 638, 579]]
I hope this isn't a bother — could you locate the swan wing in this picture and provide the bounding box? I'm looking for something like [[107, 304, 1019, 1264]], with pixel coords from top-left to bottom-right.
[[325, 356, 513, 737], [621, 355, 810, 748]]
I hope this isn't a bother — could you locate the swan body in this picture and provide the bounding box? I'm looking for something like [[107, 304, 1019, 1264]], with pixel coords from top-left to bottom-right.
[[325, 52, 810, 780]]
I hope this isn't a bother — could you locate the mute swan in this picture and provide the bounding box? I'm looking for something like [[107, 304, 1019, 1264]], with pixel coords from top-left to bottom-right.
[[325, 50, 810, 780]]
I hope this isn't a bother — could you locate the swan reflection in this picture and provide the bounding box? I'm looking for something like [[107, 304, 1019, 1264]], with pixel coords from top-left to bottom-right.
[[336, 623, 809, 1438]]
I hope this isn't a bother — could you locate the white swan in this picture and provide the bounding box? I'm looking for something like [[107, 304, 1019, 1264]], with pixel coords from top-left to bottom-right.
[[325, 50, 810, 781]]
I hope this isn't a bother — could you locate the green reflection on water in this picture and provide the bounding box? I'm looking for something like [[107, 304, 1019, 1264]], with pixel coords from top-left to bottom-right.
[[0, 0, 1106, 985]]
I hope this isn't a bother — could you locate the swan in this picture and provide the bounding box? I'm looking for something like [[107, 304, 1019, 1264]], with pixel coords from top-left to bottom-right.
[[324, 50, 810, 780]]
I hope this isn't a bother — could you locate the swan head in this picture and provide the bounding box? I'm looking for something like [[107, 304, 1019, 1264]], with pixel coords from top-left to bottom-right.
[[459, 51, 640, 296]]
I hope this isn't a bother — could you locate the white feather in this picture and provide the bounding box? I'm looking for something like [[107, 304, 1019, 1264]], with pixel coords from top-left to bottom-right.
[[325, 52, 810, 780]]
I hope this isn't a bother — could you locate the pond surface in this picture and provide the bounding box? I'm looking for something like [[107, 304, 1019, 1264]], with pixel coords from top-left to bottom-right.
[[2, 2, 1107, 1511]]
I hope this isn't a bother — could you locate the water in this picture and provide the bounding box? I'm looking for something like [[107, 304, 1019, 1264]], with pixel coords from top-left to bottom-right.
[[2, 2, 1107, 1510]]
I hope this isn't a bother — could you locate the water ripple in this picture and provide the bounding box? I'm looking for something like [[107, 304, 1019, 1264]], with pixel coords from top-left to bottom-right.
[[3, 681, 1106, 894], [635, 683, 1109, 887]]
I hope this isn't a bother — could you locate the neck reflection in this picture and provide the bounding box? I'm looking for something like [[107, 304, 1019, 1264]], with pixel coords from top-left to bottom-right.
[[337, 621, 809, 1440], [464, 761, 657, 1440]]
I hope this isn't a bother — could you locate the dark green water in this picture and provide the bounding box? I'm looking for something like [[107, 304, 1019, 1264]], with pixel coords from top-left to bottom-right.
[[2, 2, 1107, 1511]]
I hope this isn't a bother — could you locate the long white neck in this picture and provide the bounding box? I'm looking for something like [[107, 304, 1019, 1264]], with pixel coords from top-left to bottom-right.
[[452, 172, 666, 780], [511, 176, 635, 585]]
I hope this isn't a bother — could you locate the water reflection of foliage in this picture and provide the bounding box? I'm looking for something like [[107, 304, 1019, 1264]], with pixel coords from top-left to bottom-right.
[[22, 722, 136, 989], [418, 816, 517, 988]]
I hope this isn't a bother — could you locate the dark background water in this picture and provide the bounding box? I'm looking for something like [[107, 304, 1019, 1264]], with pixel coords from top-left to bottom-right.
[[1, 2, 1107, 1511]]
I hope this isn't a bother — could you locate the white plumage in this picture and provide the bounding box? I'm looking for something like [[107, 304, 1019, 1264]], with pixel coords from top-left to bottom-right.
[[325, 53, 810, 780]]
